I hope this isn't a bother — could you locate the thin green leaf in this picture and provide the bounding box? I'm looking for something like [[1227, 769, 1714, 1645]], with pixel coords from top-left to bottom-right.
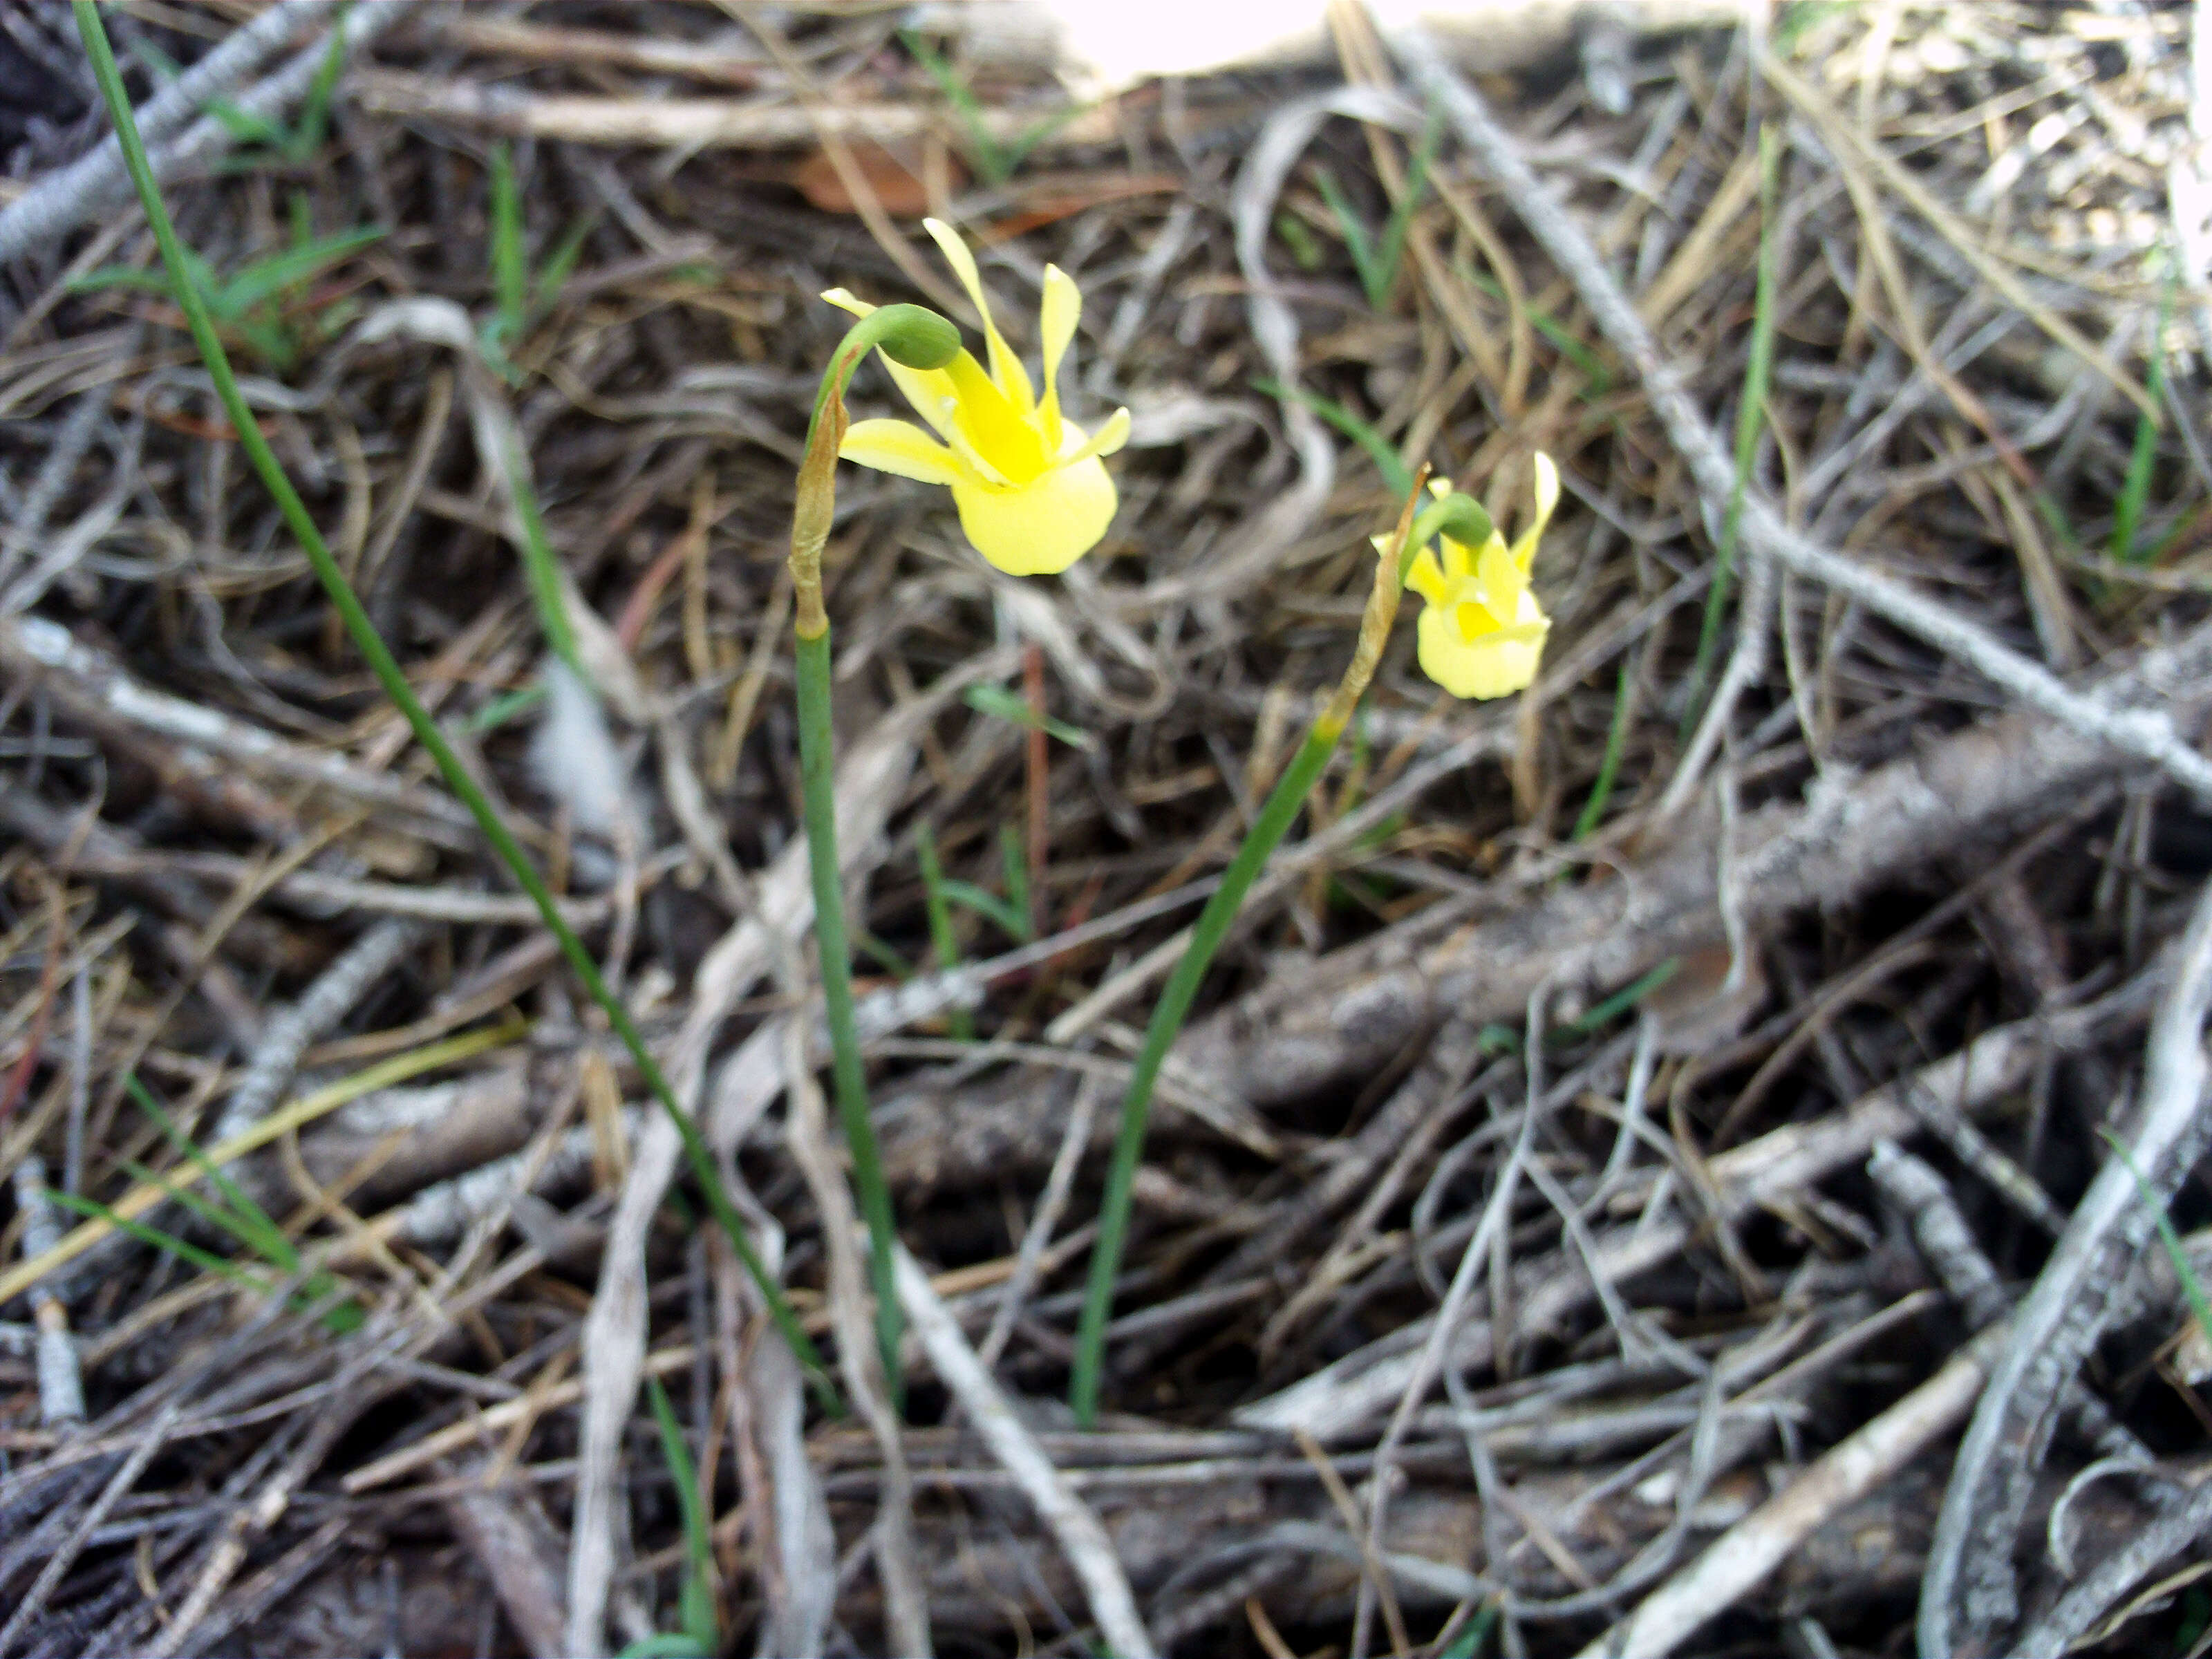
[[854, 930, 916, 980], [1369, 106, 1443, 310], [1440, 1602, 1501, 1659], [645, 1377, 719, 1653], [465, 682, 548, 733], [46, 1190, 272, 1288], [200, 96, 287, 147], [2103, 1130, 2212, 1351], [616, 1638, 712, 1659], [292, 12, 350, 156], [964, 682, 1094, 748], [1252, 376, 1414, 499], [915, 822, 974, 1042], [124, 1076, 291, 1265], [66, 266, 179, 300], [1275, 209, 1326, 272], [2114, 261, 2177, 565], [116, 1157, 295, 1271], [531, 215, 597, 321], [218, 225, 386, 315], [1572, 656, 1636, 841], [1552, 957, 1680, 1042], [998, 100, 1094, 176], [1312, 163, 1385, 308], [939, 878, 1033, 944], [490, 144, 528, 331], [900, 28, 1013, 183]]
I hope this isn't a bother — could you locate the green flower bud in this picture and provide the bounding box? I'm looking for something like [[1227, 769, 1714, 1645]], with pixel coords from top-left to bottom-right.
[[1411, 493, 1494, 553], [869, 303, 960, 371]]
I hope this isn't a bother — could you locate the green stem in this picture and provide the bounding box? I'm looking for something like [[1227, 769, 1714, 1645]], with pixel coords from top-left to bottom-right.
[[794, 629, 904, 1405], [1069, 720, 1340, 1425], [73, 0, 838, 1414], [1572, 655, 1635, 842], [1063, 472, 1432, 1423]]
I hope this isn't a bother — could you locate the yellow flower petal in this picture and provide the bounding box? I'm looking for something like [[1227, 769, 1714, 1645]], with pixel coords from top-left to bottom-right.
[[1058, 405, 1130, 467], [1405, 544, 1450, 606], [924, 217, 1035, 415], [1416, 604, 1548, 700], [950, 454, 1118, 576], [1474, 536, 1524, 620], [1038, 263, 1080, 445], [839, 418, 973, 487], [1512, 451, 1559, 569], [943, 350, 1048, 480]]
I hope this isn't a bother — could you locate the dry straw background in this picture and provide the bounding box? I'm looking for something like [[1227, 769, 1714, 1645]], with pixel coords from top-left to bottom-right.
[[6, 2, 2212, 1656]]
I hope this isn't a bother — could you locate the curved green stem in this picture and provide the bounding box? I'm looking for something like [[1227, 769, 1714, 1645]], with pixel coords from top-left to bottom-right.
[[807, 305, 959, 447], [73, 0, 838, 1414], [1069, 472, 1430, 1425], [780, 307, 953, 1409]]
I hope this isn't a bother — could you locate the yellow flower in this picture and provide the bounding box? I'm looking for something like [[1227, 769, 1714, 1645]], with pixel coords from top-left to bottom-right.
[[822, 219, 1130, 577], [1400, 455, 1559, 700]]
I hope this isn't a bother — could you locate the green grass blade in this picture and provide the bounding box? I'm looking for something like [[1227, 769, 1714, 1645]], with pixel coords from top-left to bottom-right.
[[1687, 123, 1781, 727], [2114, 263, 2176, 565], [964, 682, 1094, 749], [124, 1074, 292, 1264], [915, 822, 974, 1042], [500, 433, 584, 676], [1440, 1602, 1501, 1658], [2103, 1130, 2212, 1349], [854, 930, 916, 980], [489, 144, 528, 333], [1371, 107, 1443, 310], [73, 0, 838, 1416], [532, 215, 596, 321], [115, 1156, 294, 1271], [1000, 100, 1093, 175], [1252, 377, 1413, 499], [66, 266, 177, 299], [1275, 209, 1326, 272], [1552, 957, 1679, 1043], [46, 1190, 272, 1289], [937, 879, 1033, 943], [1461, 268, 1613, 392], [465, 682, 547, 733], [292, 9, 350, 157], [1312, 164, 1386, 309], [219, 225, 385, 314], [200, 95, 287, 148], [645, 1376, 720, 1653], [899, 28, 1012, 184], [1572, 656, 1636, 841]]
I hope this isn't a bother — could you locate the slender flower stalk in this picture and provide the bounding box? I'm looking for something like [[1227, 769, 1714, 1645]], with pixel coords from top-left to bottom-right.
[[68, 1, 843, 1409], [1069, 471, 1443, 1427], [791, 303, 962, 1403]]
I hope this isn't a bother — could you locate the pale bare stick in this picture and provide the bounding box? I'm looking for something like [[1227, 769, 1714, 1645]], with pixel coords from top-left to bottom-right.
[[894, 1246, 1161, 1659], [1572, 1321, 2010, 1659], [1921, 876, 2212, 1653]]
